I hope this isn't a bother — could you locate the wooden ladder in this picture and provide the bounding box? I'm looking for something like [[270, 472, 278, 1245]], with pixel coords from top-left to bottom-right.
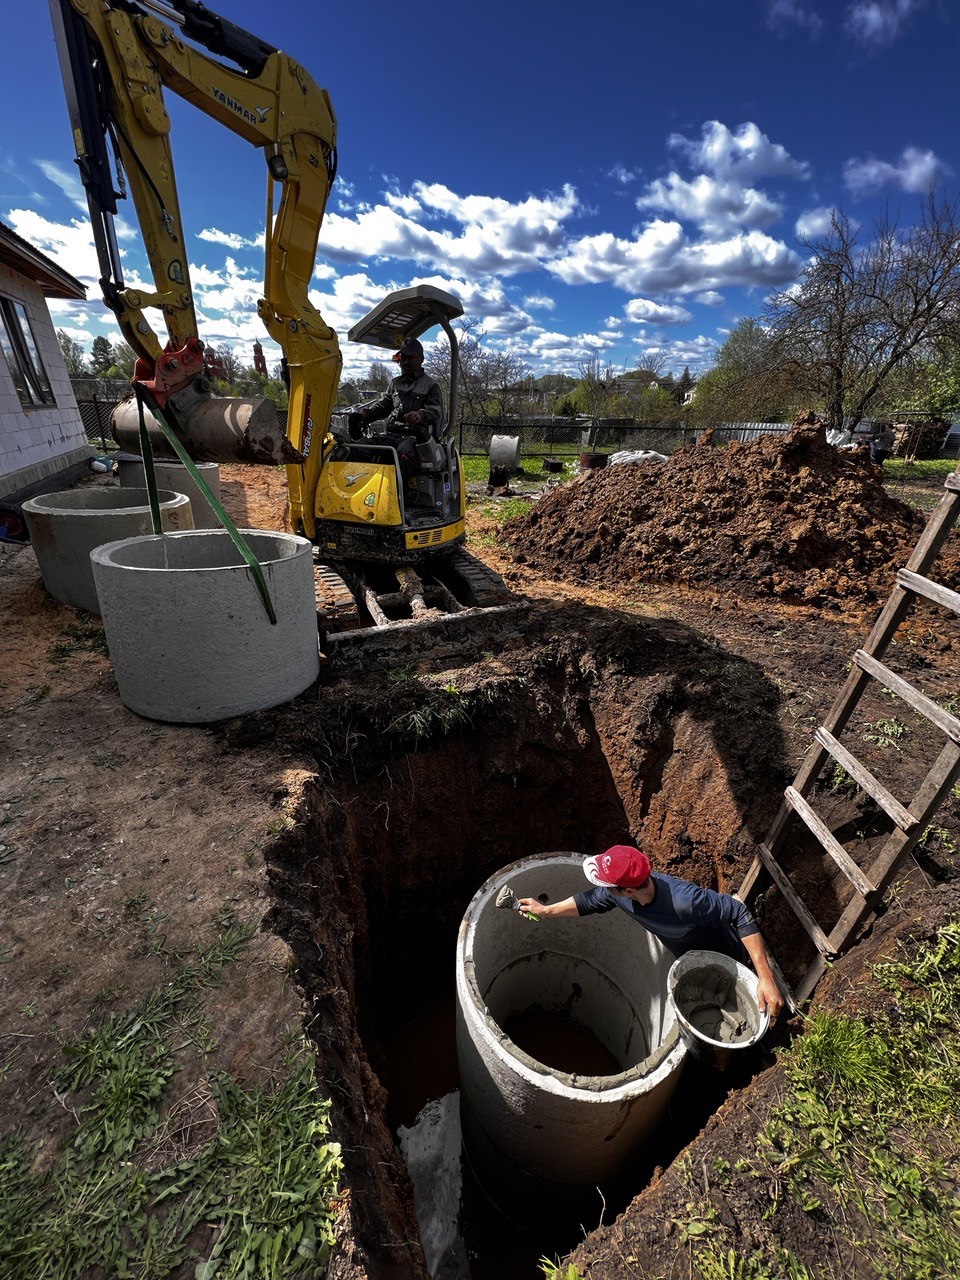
[[739, 468, 960, 1008]]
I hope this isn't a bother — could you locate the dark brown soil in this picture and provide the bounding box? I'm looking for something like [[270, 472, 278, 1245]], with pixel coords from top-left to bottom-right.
[[506, 416, 960, 610], [0, 460, 957, 1280]]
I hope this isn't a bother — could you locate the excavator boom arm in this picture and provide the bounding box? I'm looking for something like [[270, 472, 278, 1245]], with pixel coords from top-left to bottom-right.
[[51, 0, 341, 511]]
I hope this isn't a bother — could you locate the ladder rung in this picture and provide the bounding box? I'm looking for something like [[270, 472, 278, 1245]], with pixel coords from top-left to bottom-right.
[[756, 843, 835, 957], [897, 569, 960, 616], [785, 787, 879, 899], [855, 650, 960, 745], [814, 727, 917, 832]]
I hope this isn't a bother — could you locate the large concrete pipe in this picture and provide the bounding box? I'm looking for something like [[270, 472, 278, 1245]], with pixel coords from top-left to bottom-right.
[[90, 529, 319, 722], [456, 853, 686, 1192], [112, 395, 301, 465], [117, 456, 222, 529], [22, 488, 193, 614]]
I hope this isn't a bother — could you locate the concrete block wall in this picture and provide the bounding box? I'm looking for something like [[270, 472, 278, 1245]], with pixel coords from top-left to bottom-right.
[[0, 262, 91, 500]]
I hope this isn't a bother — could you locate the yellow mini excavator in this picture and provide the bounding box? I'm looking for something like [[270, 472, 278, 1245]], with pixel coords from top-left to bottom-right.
[[50, 0, 514, 648]]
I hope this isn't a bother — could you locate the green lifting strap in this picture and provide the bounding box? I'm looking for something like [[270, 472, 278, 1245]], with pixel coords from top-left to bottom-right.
[[134, 387, 278, 625]]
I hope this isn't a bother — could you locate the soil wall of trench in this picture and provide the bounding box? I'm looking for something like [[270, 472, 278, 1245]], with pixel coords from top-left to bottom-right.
[[247, 607, 790, 1278]]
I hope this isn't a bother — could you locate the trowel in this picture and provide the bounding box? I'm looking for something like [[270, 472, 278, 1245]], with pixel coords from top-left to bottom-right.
[[495, 885, 539, 921]]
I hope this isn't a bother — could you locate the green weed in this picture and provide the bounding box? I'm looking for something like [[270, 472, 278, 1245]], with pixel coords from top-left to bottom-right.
[[709, 917, 960, 1280], [46, 617, 110, 664], [827, 762, 856, 795], [539, 1261, 582, 1280], [0, 927, 339, 1280], [864, 716, 909, 752]]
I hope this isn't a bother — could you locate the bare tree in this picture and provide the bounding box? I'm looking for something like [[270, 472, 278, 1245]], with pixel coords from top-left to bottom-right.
[[486, 351, 532, 421], [425, 316, 487, 425], [765, 193, 960, 429], [367, 361, 390, 392]]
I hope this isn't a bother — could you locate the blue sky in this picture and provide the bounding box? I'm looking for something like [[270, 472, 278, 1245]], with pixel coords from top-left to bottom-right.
[[2, 0, 957, 382]]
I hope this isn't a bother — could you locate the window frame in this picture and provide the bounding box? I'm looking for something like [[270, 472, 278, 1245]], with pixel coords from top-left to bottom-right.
[[0, 294, 55, 409]]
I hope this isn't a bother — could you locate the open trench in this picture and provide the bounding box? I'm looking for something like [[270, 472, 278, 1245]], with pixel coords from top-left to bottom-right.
[[258, 607, 791, 1278]]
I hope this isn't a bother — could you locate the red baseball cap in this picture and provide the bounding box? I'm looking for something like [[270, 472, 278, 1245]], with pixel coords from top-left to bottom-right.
[[583, 846, 651, 888]]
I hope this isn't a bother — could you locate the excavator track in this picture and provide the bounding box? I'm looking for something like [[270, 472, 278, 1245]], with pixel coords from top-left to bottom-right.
[[316, 551, 525, 667], [313, 561, 360, 633], [442, 550, 516, 607]]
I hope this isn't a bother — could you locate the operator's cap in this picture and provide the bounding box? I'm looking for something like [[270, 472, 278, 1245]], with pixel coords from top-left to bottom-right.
[[583, 846, 651, 888], [393, 336, 424, 362]]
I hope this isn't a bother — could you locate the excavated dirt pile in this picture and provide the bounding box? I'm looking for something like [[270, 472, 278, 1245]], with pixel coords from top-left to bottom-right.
[[508, 414, 958, 608]]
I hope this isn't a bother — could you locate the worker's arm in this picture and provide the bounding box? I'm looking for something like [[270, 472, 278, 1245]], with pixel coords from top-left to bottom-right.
[[517, 896, 580, 919], [741, 931, 783, 1021], [357, 392, 394, 424]]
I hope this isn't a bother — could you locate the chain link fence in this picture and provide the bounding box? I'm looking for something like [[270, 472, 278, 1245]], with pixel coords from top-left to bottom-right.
[[455, 418, 791, 458]]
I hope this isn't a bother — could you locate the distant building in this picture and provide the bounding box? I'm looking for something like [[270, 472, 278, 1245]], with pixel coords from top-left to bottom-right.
[[0, 221, 90, 502], [252, 340, 268, 377]]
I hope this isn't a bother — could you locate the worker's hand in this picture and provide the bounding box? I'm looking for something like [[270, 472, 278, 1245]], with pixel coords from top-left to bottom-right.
[[517, 897, 542, 920], [403, 410, 422, 426], [757, 975, 783, 1023]]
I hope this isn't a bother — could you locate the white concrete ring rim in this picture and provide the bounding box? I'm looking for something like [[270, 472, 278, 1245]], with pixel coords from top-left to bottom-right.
[[458, 854, 685, 1102]]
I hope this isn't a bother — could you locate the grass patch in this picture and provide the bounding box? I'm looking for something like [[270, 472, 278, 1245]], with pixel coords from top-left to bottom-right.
[[479, 497, 536, 523], [687, 917, 960, 1280], [46, 615, 110, 664], [461, 454, 579, 485], [885, 458, 957, 482], [0, 917, 341, 1279]]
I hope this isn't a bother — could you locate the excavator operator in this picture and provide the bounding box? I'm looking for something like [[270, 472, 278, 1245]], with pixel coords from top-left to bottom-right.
[[348, 337, 444, 473]]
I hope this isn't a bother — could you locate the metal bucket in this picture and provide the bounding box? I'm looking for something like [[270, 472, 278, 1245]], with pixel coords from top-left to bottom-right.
[[489, 435, 520, 471], [667, 950, 769, 1069], [579, 452, 608, 470]]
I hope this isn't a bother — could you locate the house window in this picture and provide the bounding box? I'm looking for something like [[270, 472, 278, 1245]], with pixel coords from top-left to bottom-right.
[[0, 295, 55, 408]]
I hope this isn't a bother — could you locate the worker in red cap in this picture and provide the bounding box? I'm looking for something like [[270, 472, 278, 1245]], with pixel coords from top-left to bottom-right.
[[518, 845, 783, 1021], [350, 335, 444, 443]]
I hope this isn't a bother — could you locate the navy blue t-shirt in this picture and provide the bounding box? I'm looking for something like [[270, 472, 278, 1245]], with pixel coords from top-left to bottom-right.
[[573, 873, 758, 962]]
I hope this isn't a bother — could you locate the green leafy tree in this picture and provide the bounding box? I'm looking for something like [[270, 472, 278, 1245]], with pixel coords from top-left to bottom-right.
[[688, 319, 791, 424], [57, 330, 88, 376], [106, 342, 136, 380], [89, 335, 115, 376], [636, 384, 677, 422]]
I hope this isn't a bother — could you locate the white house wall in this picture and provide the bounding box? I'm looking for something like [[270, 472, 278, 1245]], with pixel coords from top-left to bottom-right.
[[0, 261, 91, 500]]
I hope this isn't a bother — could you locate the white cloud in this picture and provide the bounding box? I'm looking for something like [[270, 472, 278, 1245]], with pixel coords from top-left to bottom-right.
[[384, 191, 421, 216], [636, 172, 781, 231], [4, 208, 99, 284], [845, 0, 923, 44], [624, 298, 692, 325], [668, 121, 809, 181], [608, 163, 639, 185], [192, 256, 262, 314], [766, 0, 824, 35], [693, 290, 724, 306], [550, 221, 800, 295], [635, 333, 720, 372], [843, 146, 946, 194], [198, 227, 262, 250], [523, 294, 556, 310], [795, 206, 835, 237], [35, 160, 88, 213], [318, 183, 578, 278]]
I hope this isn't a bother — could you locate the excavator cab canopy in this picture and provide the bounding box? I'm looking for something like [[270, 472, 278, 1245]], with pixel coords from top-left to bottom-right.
[[348, 286, 463, 433], [347, 285, 463, 348]]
